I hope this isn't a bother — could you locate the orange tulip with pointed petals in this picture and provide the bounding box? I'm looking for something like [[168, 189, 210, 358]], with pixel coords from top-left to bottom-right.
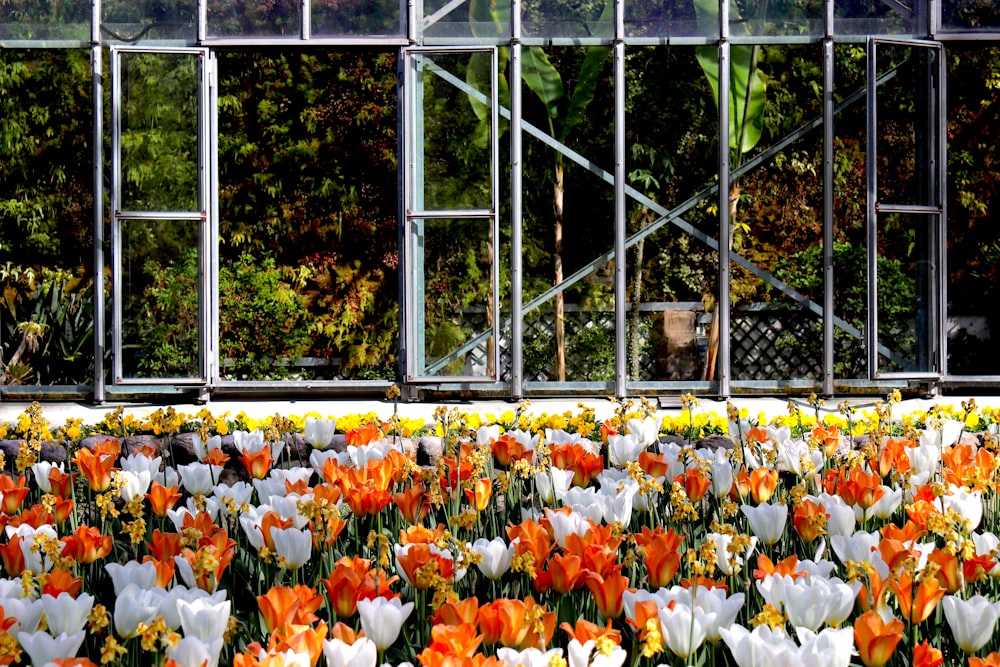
[[240, 447, 274, 480], [548, 553, 586, 594], [792, 498, 828, 543], [434, 597, 481, 627], [0, 535, 24, 576], [491, 434, 528, 468], [645, 540, 682, 589], [47, 467, 75, 499], [494, 597, 555, 650], [585, 568, 630, 619], [677, 468, 712, 503], [926, 549, 961, 593], [970, 653, 1000, 667], [346, 422, 381, 446], [748, 467, 779, 504], [465, 478, 492, 512], [41, 569, 82, 598], [393, 484, 429, 525], [912, 640, 943, 667], [476, 600, 505, 646], [258, 585, 307, 636], [889, 572, 944, 624], [854, 610, 904, 667], [423, 622, 483, 659], [147, 529, 183, 562], [507, 519, 553, 569], [753, 554, 804, 581], [812, 423, 841, 457], [0, 475, 29, 515], [61, 525, 113, 565], [637, 450, 670, 479], [560, 618, 621, 645], [73, 447, 116, 492], [271, 621, 327, 666], [322, 564, 364, 618], [877, 438, 912, 479], [146, 481, 183, 518]]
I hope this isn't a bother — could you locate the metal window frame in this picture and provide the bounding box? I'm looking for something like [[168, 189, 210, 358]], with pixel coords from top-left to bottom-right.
[[401, 46, 501, 383], [109, 45, 213, 385], [865, 37, 946, 381]]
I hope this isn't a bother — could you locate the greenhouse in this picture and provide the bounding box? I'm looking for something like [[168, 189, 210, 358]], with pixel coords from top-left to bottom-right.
[[2, 0, 999, 402]]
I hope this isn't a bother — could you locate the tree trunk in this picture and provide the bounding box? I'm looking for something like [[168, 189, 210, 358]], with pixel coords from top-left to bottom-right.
[[554, 160, 566, 382]]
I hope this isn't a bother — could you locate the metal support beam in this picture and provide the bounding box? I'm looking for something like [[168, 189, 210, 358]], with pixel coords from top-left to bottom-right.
[[511, 0, 524, 398], [91, 16, 105, 401], [718, 0, 731, 398], [613, 0, 626, 398], [823, 0, 835, 396]]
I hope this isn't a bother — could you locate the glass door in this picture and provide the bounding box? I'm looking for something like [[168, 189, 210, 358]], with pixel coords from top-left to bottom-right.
[[866, 38, 945, 379], [402, 47, 500, 382], [111, 47, 213, 383]]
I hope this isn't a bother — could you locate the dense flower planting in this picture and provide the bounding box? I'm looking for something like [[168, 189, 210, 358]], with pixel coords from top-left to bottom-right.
[[3, 394, 1000, 667]]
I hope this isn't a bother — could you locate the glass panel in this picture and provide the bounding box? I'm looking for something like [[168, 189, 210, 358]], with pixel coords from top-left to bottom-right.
[[875, 212, 936, 374], [413, 217, 495, 379], [102, 0, 197, 43], [216, 50, 400, 381], [120, 50, 201, 212], [522, 0, 611, 39], [835, 0, 916, 35], [942, 0, 1000, 30], [0, 50, 95, 386], [874, 44, 939, 207], [421, 0, 512, 42], [829, 43, 870, 379], [0, 0, 89, 43], [625, 46, 719, 383], [120, 218, 202, 379], [412, 50, 493, 212], [945, 46, 1000, 375], [206, 0, 300, 38], [313, 0, 405, 37], [732, 0, 822, 38], [626, 0, 708, 38]]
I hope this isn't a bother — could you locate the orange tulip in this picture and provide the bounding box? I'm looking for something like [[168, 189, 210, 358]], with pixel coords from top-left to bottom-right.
[[547, 553, 586, 594], [322, 564, 365, 618], [396, 543, 455, 589], [912, 640, 943, 667], [464, 478, 492, 512], [52, 498, 74, 525], [61, 525, 113, 565], [143, 555, 176, 588], [888, 572, 944, 624], [346, 422, 382, 446], [41, 569, 83, 598], [812, 423, 841, 457], [925, 549, 961, 593], [73, 447, 116, 492], [560, 618, 621, 645], [494, 597, 555, 650], [676, 468, 712, 503], [343, 481, 392, 517], [491, 434, 528, 468], [271, 621, 327, 666], [507, 519, 553, 571], [146, 482, 183, 518], [585, 569, 630, 619], [240, 447, 274, 480], [970, 653, 1000, 667], [47, 467, 75, 499], [792, 499, 828, 543], [476, 600, 505, 646], [0, 535, 25, 576], [637, 450, 670, 479], [748, 467, 778, 504], [422, 622, 483, 659], [258, 585, 323, 636], [753, 554, 804, 581], [840, 467, 885, 510], [645, 541, 682, 589], [0, 475, 29, 515], [877, 438, 912, 479], [434, 597, 481, 626], [147, 529, 183, 561], [393, 484, 429, 525], [854, 610, 904, 667]]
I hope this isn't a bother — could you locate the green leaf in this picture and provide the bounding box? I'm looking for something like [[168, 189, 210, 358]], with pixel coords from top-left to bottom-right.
[[559, 46, 611, 142], [693, 0, 767, 155], [522, 47, 564, 119]]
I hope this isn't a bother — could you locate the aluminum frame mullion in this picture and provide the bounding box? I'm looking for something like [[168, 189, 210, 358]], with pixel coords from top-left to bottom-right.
[[718, 0, 732, 398], [823, 0, 835, 396], [613, 0, 626, 398], [510, 0, 524, 398]]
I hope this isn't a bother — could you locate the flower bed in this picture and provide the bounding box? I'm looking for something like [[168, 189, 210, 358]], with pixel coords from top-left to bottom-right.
[[2, 395, 1000, 667]]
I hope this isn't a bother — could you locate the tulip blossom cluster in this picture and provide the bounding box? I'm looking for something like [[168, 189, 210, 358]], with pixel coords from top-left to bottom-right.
[[4, 397, 1000, 666]]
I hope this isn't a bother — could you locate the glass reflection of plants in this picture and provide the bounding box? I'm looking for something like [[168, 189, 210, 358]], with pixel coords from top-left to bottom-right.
[[120, 52, 200, 212]]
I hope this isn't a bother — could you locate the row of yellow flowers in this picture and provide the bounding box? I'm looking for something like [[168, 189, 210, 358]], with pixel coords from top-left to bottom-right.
[[1, 394, 1000, 667]]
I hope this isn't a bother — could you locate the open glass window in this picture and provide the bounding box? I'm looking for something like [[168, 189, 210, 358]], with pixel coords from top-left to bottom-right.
[[866, 38, 945, 380], [111, 47, 213, 383], [402, 48, 500, 382]]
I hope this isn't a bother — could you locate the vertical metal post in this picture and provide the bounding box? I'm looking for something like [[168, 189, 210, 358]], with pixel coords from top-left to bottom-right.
[[865, 38, 878, 378], [301, 0, 311, 40], [408, 0, 418, 44], [92, 0, 105, 402], [937, 48, 947, 375], [822, 0, 835, 395], [207, 51, 220, 386], [198, 0, 207, 43], [613, 0, 626, 398], [396, 52, 410, 394], [718, 0, 731, 397], [511, 0, 524, 398]]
